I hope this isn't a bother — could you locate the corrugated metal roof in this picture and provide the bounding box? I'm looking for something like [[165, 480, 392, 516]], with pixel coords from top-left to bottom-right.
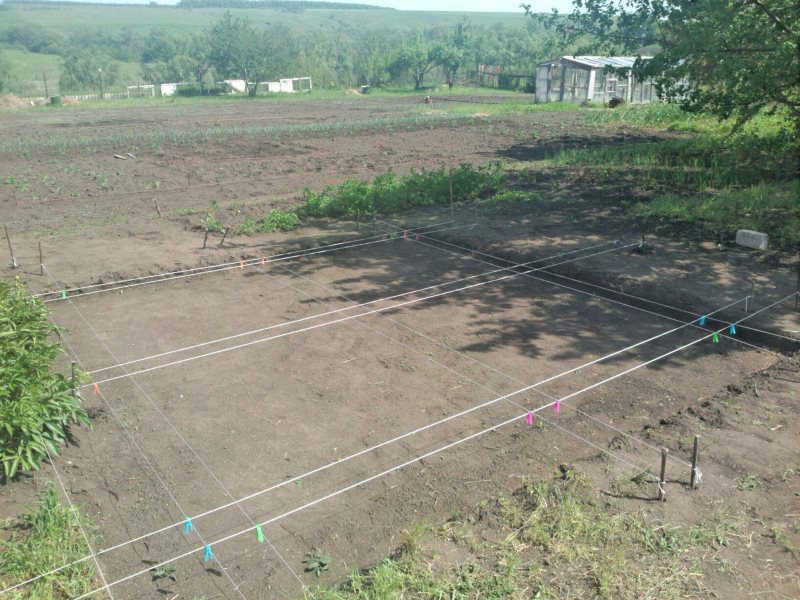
[[538, 56, 651, 68]]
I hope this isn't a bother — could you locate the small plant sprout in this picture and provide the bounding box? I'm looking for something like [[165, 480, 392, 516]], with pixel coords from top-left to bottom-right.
[[303, 551, 332, 577]]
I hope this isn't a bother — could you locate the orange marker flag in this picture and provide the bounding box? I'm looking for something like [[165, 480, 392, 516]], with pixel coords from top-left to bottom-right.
[[240, 260, 244, 269], [92, 383, 100, 396]]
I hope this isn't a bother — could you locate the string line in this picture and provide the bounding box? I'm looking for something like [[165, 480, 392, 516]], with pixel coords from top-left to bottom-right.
[[83, 242, 637, 387], [71, 291, 796, 599], [86, 238, 616, 376]]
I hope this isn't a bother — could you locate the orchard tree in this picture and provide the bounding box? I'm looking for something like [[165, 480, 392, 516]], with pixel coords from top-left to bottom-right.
[[59, 49, 120, 94], [432, 20, 473, 89], [207, 12, 267, 95], [528, 0, 800, 131], [391, 32, 435, 90]]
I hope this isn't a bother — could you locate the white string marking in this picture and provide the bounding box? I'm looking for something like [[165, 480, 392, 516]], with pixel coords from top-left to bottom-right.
[[4, 258, 743, 597], [50, 263, 315, 598], [38, 222, 471, 303], [376, 221, 800, 367], [86, 238, 616, 376], [44, 446, 115, 599], [266, 260, 673, 481], [269, 262, 754, 469], [42, 266, 249, 600], [71, 292, 797, 599], [83, 242, 636, 387]]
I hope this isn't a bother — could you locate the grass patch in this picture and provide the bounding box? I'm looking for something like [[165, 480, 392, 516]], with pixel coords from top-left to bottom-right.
[[633, 181, 799, 251], [0, 487, 99, 598], [302, 163, 506, 218], [311, 475, 737, 599]]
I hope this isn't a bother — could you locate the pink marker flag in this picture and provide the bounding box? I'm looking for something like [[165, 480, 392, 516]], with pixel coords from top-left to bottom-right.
[[526, 411, 533, 426], [240, 260, 244, 269], [403, 229, 408, 238], [554, 399, 561, 414], [415, 234, 421, 241]]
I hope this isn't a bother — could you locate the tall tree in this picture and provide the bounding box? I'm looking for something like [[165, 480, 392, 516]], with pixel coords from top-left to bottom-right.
[[207, 11, 266, 95], [390, 32, 434, 90], [58, 49, 120, 94], [529, 1, 800, 131], [432, 20, 472, 89]]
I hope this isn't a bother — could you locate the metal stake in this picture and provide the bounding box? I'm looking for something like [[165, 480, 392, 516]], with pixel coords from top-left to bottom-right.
[[202, 229, 209, 249], [690, 435, 701, 489], [658, 447, 668, 501], [219, 228, 229, 248], [39, 241, 43, 276]]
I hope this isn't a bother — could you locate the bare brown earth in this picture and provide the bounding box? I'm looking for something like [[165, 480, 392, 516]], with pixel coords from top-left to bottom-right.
[[0, 94, 797, 599]]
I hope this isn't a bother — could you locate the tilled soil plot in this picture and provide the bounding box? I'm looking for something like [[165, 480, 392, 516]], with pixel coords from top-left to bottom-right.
[[0, 95, 797, 599], [5, 236, 795, 598]]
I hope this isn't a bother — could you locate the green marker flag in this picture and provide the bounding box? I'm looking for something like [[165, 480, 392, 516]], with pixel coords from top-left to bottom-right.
[[61, 290, 67, 299], [256, 524, 264, 543], [712, 331, 719, 344]]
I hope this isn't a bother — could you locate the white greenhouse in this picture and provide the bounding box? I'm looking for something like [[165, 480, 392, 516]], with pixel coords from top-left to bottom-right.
[[535, 56, 656, 105]]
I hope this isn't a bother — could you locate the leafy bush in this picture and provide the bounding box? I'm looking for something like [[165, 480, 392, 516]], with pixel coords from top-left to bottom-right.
[[259, 210, 301, 232], [303, 163, 506, 218], [0, 487, 98, 597], [490, 190, 540, 203], [0, 279, 89, 481]]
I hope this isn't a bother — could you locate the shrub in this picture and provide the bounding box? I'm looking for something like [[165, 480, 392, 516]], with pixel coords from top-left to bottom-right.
[[259, 210, 301, 232], [0, 279, 89, 481]]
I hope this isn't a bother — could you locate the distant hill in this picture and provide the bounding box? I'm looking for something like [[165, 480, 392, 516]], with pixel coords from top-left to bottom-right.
[[2, 0, 392, 8], [176, 0, 391, 9]]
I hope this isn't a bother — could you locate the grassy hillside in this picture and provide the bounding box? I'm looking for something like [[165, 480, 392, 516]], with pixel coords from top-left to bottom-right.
[[0, 3, 528, 36]]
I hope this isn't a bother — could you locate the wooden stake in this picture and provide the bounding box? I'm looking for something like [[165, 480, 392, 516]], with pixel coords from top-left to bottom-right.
[[39, 241, 43, 276], [154, 200, 161, 217], [202, 229, 209, 249], [449, 168, 454, 220], [71, 361, 77, 398], [219, 228, 229, 248], [690, 435, 700, 489], [4, 226, 17, 269], [658, 447, 668, 501]]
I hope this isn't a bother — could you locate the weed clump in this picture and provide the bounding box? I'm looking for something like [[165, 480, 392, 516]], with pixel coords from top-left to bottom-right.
[[302, 163, 506, 218], [0, 487, 99, 598]]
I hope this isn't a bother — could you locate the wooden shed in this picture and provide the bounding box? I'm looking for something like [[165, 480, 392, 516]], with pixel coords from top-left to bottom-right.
[[535, 56, 655, 105]]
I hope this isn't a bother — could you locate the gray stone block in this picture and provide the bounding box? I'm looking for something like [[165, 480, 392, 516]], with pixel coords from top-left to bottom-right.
[[735, 229, 769, 251]]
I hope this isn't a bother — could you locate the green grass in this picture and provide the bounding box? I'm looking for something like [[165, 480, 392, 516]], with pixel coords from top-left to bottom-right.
[[310, 475, 742, 599], [634, 181, 799, 251], [0, 487, 99, 599]]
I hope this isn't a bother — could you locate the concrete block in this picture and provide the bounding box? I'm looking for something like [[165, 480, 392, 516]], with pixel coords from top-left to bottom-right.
[[735, 229, 769, 251]]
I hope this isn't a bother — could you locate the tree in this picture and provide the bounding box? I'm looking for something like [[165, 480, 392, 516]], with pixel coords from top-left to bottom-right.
[[59, 49, 120, 94], [529, 1, 800, 131], [206, 12, 267, 95], [432, 20, 473, 89], [390, 32, 435, 90]]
